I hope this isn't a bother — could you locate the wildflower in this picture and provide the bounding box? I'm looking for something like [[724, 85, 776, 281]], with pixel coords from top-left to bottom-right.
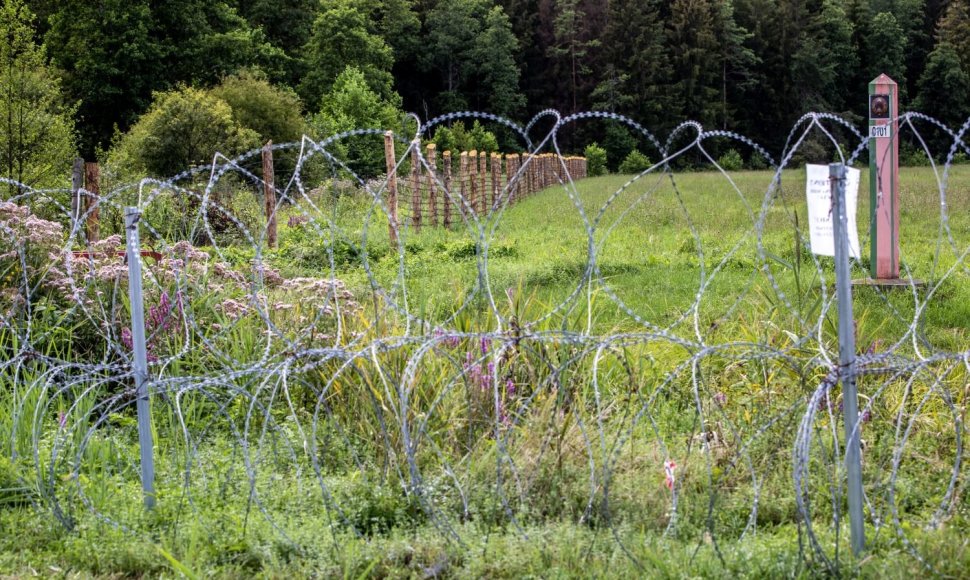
[[288, 214, 309, 228], [506, 378, 516, 396], [713, 392, 727, 406]]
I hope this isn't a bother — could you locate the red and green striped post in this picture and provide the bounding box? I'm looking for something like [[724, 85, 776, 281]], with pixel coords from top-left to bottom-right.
[[868, 74, 900, 280]]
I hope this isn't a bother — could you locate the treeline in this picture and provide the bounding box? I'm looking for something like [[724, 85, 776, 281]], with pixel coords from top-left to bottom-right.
[[2, 0, 970, 186]]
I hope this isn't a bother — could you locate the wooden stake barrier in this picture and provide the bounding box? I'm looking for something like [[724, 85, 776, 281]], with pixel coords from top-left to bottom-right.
[[410, 141, 422, 232], [443, 150, 453, 228], [508, 153, 519, 203], [460, 152, 469, 218], [426, 144, 438, 227], [479, 151, 487, 214], [469, 151, 479, 216], [490, 153, 500, 210]]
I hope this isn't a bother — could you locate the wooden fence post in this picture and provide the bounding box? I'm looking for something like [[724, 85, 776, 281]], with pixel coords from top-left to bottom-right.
[[459, 151, 469, 219], [426, 144, 438, 227], [478, 151, 487, 215], [490, 153, 500, 211], [507, 154, 518, 204], [410, 140, 422, 232], [384, 131, 399, 245], [84, 162, 100, 242], [262, 141, 277, 248], [469, 150, 478, 216], [443, 150, 453, 229]]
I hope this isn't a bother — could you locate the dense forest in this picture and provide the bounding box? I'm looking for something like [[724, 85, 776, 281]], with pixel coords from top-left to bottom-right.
[[2, 0, 970, 184]]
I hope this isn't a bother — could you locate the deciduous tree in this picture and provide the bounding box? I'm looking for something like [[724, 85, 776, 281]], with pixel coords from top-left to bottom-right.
[[0, 0, 76, 193]]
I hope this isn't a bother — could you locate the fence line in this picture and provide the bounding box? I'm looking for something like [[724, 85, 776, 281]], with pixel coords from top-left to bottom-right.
[[1, 109, 969, 576], [379, 143, 588, 230]]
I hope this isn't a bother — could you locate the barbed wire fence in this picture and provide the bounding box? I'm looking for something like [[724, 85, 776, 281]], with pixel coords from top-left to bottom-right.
[[1, 109, 969, 575]]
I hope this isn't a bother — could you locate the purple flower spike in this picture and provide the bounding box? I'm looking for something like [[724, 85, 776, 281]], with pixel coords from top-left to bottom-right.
[[506, 378, 516, 395], [714, 392, 727, 406]]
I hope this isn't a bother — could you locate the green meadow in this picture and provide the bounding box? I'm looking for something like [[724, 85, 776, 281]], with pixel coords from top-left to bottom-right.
[[2, 166, 969, 578]]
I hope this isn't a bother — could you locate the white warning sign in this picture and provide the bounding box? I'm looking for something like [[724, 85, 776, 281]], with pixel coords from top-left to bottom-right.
[[805, 164, 861, 258]]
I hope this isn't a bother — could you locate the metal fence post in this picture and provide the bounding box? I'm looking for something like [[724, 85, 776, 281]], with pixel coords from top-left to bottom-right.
[[830, 163, 864, 555], [125, 207, 155, 509]]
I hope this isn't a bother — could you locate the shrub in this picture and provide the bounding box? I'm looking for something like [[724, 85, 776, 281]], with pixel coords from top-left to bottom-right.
[[748, 153, 769, 170], [433, 120, 499, 154], [109, 86, 260, 178], [209, 69, 306, 146], [584, 142, 608, 176], [308, 65, 405, 179], [618, 150, 652, 174], [717, 149, 744, 171]]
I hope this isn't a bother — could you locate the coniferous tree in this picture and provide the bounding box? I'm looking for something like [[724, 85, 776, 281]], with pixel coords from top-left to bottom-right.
[[475, 6, 526, 117], [915, 41, 970, 128], [792, 0, 858, 111], [666, 0, 721, 126], [547, 0, 601, 114], [423, 0, 522, 115], [936, 0, 970, 76], [596, 0, 670, 127]]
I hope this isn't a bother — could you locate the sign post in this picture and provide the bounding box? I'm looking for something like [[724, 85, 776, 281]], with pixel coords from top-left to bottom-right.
[[868, 74, 899, 280]]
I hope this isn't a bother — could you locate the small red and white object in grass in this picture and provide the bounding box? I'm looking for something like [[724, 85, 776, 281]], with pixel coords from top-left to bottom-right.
[[805, 164, 861, 259], [663, 459, 677, 490]]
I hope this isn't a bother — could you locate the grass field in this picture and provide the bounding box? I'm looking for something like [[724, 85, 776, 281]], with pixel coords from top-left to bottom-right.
[[2, 165, 969, 578]]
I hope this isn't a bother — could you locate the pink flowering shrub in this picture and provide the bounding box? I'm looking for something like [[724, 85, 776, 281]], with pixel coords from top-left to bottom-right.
[[0, 201, 65, 315], [0, 199, 358, 364]]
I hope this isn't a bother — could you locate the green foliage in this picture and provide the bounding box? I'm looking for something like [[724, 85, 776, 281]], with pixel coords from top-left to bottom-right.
[[474, 6, 525, 116], [0, 0, 77, 192], [717, 148, 744, 171], [423, 0, 523, 114], [601, 123, 639, 172], [936, 0, 970, 75], [915, 42, 970, 128], [584, 142, 608, 176], [43, 0, 281, 155], [299, 0, 395, 108], [236, 0, 315, 83], [867, 12, 908, 94], [210, 70, 305, 145], [309, 66, 404, 178], [747, 151, 769, 170], [109, 85, 260, 177], [792, 0, 858, 111], [618, 150, 652, 174], [432, 121, 498, 153], [547, 0, 601, 113]]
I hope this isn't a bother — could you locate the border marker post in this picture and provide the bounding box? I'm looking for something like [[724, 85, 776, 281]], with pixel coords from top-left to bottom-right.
[[868, 74, 900, 280]]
